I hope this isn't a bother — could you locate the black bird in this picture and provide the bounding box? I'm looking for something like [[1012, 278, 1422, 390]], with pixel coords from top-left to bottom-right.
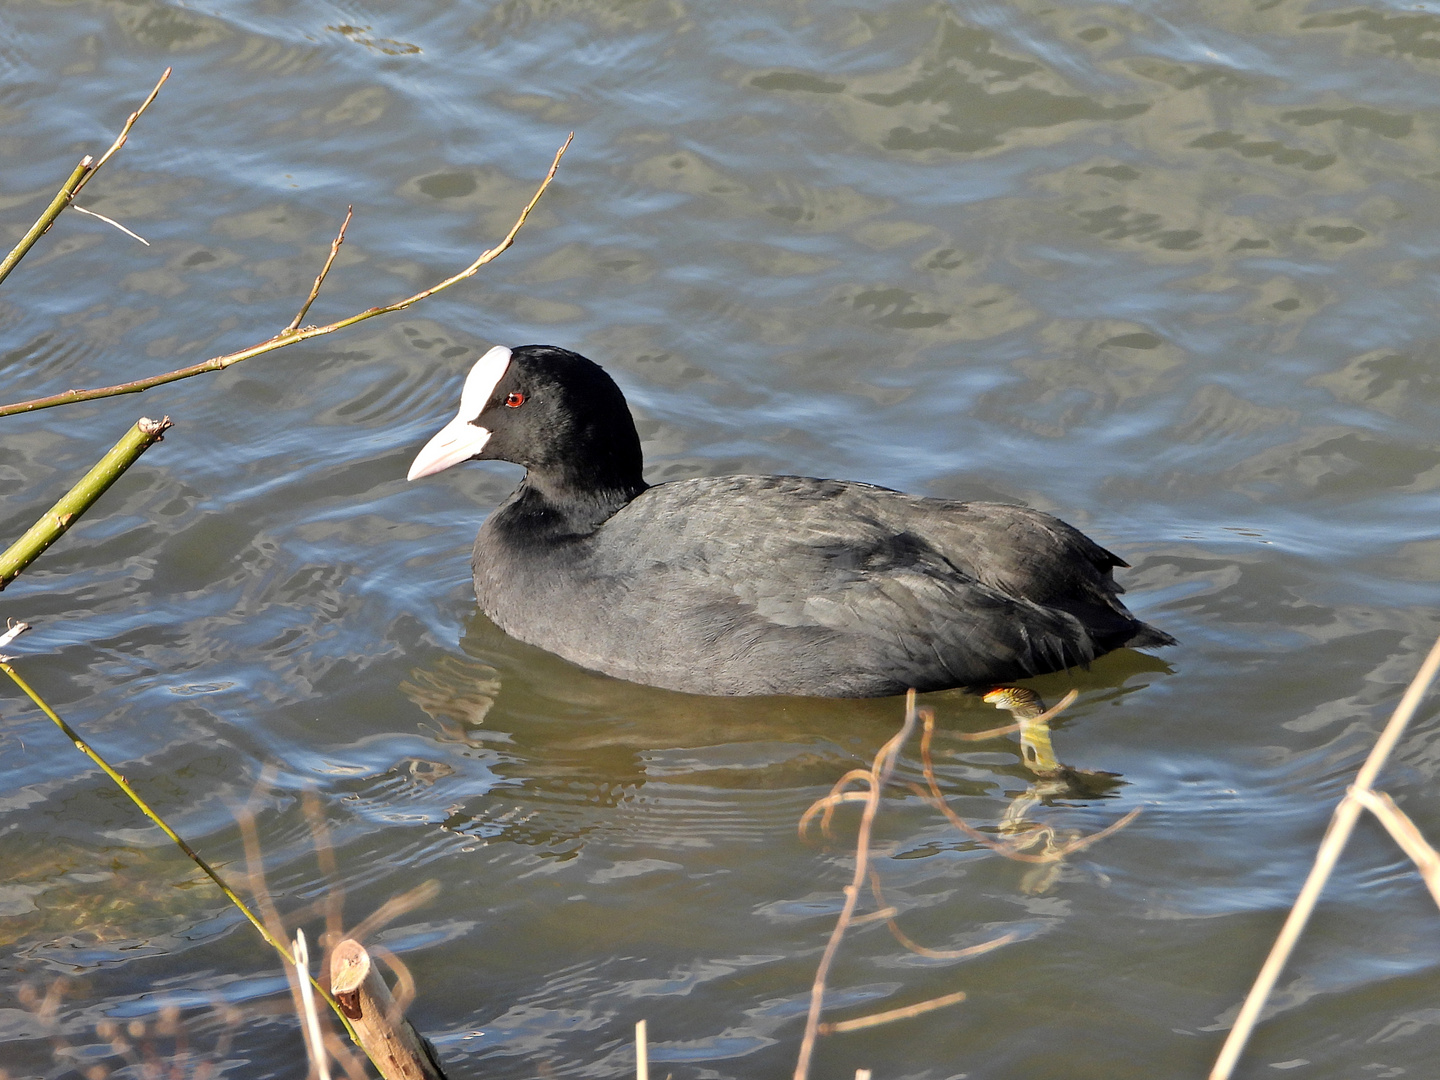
[[408, 345, 1175, 697]]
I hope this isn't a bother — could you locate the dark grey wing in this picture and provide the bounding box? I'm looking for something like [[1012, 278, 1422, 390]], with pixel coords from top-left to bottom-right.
[[892, 500, 1176, 652], [587, 479, 1119, 693]]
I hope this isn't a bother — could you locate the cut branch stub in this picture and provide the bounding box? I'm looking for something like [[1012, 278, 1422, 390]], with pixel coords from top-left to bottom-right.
[[330, 938, 448, 1080], [0, 416, 172, 591]]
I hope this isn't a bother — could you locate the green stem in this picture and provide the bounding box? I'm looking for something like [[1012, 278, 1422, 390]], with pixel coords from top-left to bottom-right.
[[0, 661, 361, 1042], [0, 68, 169, 290], [0, 158, 93, 287], [0, 417, 172, 591]]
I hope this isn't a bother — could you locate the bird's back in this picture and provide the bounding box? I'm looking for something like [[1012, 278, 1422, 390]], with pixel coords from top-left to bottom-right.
[[472, 475, 1172, 696]]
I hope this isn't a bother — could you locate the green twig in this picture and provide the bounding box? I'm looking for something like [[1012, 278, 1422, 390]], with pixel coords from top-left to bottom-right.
[[0, 416, 172, 591], [0, 158, 93, 287], [0, 659, 362, 1045], [0, 68, 169, 288], [0, 131, 573, 418]]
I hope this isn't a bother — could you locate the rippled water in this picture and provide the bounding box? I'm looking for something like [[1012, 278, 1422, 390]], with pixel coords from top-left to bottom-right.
[[3, 1, 1440, 1077]]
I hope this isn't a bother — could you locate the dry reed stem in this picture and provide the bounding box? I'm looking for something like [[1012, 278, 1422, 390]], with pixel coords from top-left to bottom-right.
[[287, 206, 353, 332], [798, 769, 878, 842], [846, 906, 899, 927], [818, 989, 970, 1035], [793, 691, 919, 1080], [234, 793, 373, 1074], [794, 687, 1134, 1080], [238, 799, 325, 1042], [1347, 787, 1440, 908], [0, 133, 573, 417], [1209, 631, 1440, 1080], [301, 790, 348, 966]]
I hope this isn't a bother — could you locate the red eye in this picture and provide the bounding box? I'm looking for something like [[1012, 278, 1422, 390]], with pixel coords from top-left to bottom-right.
[[505, 391, 526, 408]]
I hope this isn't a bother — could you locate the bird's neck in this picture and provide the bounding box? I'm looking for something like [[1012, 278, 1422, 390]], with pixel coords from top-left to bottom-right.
[[497, 469, 648, 540]]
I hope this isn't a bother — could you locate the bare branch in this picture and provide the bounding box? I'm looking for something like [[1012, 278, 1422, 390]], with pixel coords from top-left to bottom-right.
[[793, 691, 919, 1080], [0, 133, 573, 417], [74, 67, 171, 196], [287, 206, 353, 332], [0, 68, 169, 286]]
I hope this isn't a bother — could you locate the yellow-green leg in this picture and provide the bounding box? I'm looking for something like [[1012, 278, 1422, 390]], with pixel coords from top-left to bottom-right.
[[982, 686, 1060, 774]]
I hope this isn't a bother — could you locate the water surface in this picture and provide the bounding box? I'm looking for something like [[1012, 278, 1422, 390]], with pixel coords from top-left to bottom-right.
[[3, 1, 1440, 1077]]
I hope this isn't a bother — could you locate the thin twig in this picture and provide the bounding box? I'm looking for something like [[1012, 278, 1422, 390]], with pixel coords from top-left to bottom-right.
[[346, 879, 441, 946], [818, 989, 969, 1035], [793, 691, 919, 1080], [885, 920, 1016, 962], [301, 790, 348, 967], [71, 205, 150, 246], [370, 944, 420, 1016], [798, 769, 875, 842], [1209, 632, 1440, 1080], [74, 67, 171, 196], [0, 133, 573, 417], [287, 206, 352, 332], [0, 620, 30, 654]]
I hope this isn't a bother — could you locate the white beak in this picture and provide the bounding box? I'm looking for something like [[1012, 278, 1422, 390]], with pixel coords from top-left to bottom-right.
[[406, 345, 513, 481], [407, 417, 493, 480]]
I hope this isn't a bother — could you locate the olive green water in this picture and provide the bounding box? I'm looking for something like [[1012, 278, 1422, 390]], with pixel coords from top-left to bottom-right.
[[3, 1, 1440, 1077]]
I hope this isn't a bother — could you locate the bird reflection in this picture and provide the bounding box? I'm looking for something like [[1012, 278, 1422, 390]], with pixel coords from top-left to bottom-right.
[[397, 607, 1171, 875]]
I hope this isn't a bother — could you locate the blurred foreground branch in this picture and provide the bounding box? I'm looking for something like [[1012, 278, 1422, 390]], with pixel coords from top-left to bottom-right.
[[795, 688, 1140, 1080], [0, 416, 172, 591], [0, 132, 573, 418], [793, 693, 925, 1080], [0, 653, 461, 1078], [1209, 632, 1440, 1080], [0, 68, 169, 287], [0, 656, 330, 1003]]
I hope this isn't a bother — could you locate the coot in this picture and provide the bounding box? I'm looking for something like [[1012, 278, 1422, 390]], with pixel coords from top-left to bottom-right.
[[408, 345, 1175, 697]]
